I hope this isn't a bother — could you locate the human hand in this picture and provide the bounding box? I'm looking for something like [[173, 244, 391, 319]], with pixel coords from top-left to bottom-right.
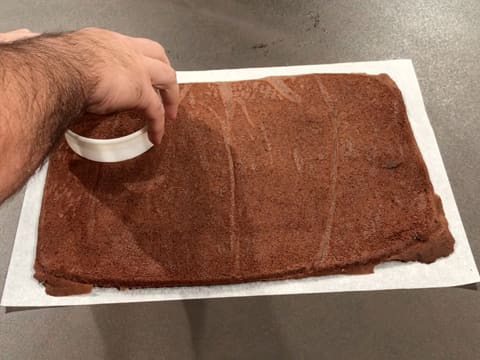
[[0, 27, 178, 203], [0, 28, 40, 43], [68, 28, 179, 144]]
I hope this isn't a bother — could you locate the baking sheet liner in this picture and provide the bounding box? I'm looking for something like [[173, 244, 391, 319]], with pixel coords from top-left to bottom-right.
[[2, 59, 478, 307]]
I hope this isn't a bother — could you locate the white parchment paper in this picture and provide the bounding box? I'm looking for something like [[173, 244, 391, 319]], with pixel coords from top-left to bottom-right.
[[2, 59, 478, 307]]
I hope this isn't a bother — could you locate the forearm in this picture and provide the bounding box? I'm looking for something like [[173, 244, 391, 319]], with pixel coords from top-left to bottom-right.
[[0, 34, 87, 202]]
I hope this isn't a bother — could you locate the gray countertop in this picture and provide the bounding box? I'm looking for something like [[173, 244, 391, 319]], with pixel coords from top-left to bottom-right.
[[1, 1, 479, 359]]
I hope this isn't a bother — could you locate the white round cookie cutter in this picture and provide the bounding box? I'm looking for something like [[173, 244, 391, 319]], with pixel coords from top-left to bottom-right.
[[65, 126, 154, 163]]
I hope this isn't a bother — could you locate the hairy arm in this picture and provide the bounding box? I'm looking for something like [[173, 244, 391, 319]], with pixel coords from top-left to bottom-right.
[[0, 33, 87, 202], [0, 28, 179, 203]]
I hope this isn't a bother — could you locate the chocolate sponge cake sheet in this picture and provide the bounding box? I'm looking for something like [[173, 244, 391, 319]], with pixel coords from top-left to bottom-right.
[[35, 72, 454, 295], [1, 60, 480, 307]]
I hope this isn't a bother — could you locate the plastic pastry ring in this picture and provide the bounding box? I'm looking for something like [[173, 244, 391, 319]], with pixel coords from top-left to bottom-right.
[[64, 126, 154, 163]]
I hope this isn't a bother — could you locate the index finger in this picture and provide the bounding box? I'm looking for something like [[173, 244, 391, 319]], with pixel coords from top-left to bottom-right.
[[157, 86, 179, 121]]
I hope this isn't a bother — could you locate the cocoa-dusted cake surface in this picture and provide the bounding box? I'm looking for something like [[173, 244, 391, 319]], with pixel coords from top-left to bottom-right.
[[34, 74, 455, 296]]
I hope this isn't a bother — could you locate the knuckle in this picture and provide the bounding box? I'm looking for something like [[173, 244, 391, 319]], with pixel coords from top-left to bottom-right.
[[141, 38, 167, 57], [156, 43, 166, 56], [146, 38, 166, 53], [153, 101, 165, 115], [165, 65, 177, 83]]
